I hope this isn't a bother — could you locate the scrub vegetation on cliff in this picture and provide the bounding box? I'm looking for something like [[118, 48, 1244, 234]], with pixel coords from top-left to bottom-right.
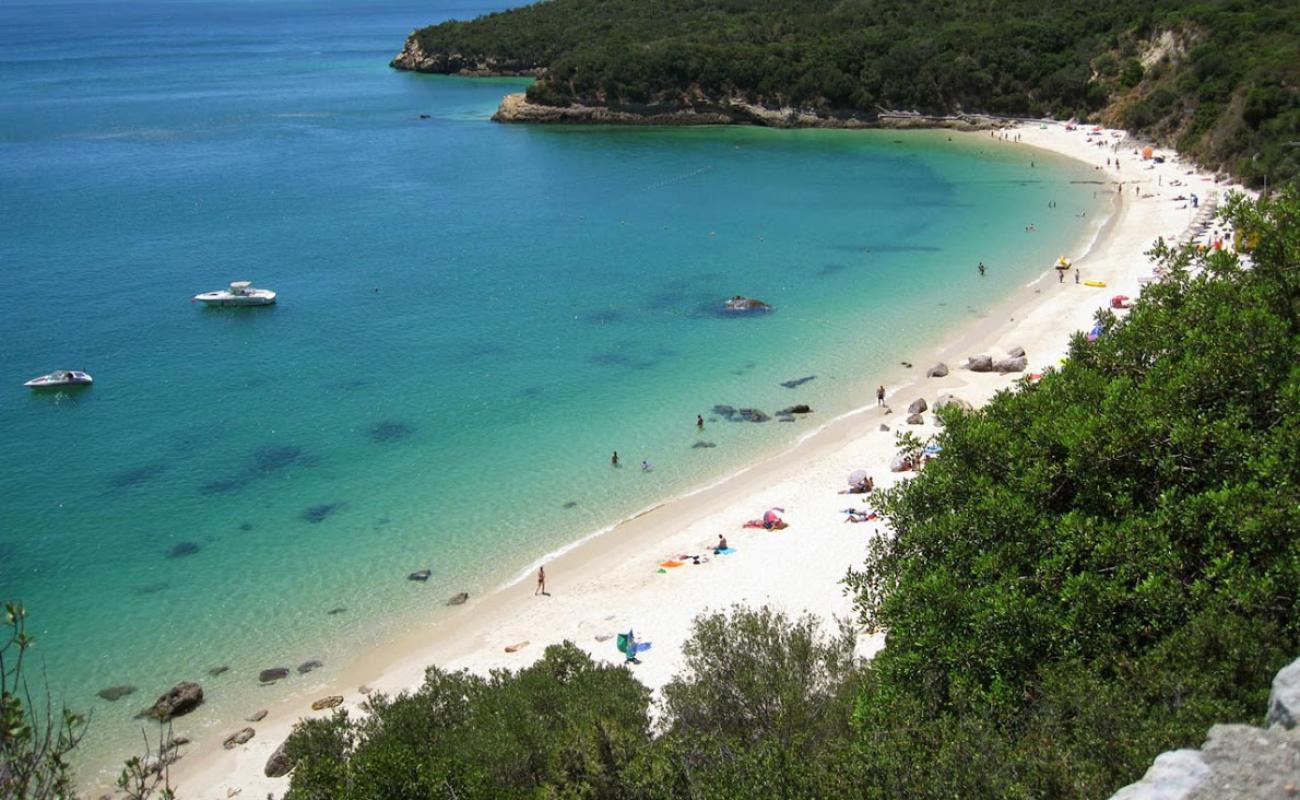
[[399, 0, 1300, 188], [274, 189, 1300, 797]]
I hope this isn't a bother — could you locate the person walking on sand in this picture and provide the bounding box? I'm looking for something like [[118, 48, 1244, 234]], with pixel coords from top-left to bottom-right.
[[876, 385, 885, 406], [1075, 271, 1081, 284], [1059, 269, 1065, 284], [535, 565, 548, 596], [696, 414, 704, 430]]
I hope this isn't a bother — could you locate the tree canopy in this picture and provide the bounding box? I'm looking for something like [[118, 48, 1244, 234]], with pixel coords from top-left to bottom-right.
[[403, 0, 1300, 188]]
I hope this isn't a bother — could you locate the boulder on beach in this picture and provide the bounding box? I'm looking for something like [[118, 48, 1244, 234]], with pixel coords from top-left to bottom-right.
[[994, 356, 1028, 373], [223, 727, 256, 750], [265, 738, 295, 778], [259, 667, 290, 684], [1267, 656, 1300, 728], [907, 413, 924, 425], [97, 685, 136, 702], [936, 394, 974, 412], [408, 570, 431, 582], [879, 424, 890, 432], [149, 682, 203, 721], [966, 354, 993, 372], [297, 660, 323, 675], [907, 398, 928, 415], [1008, 346, 1026, 358], [926, 362, 949, 378], [247, 709, 268, 722], [447, 592, 469, 606], [311, 695, 344, 711]]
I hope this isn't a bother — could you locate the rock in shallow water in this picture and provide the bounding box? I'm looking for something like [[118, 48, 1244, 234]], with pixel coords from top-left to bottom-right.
[[447, 592, 469, 606], [408, 570, 431, 582], [97, 685, 136, 702], [247, 709, 268, 722], [259, 667, 289, 684], [297, 660, 323, 675], [149, 682, 203, 721]]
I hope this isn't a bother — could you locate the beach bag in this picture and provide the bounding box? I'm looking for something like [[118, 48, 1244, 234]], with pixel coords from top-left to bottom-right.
[[616, 633, 629, 655]]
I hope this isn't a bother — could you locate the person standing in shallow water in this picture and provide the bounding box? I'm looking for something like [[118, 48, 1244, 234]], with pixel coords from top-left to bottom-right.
[[696, 414, 704, 430], [978, 261, 986, 277], [876, 385, 885, 406], [611, 451, 619, 467]]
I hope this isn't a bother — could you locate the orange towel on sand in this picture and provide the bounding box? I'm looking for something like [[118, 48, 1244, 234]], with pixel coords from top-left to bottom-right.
[[659, 560, 684, 568]]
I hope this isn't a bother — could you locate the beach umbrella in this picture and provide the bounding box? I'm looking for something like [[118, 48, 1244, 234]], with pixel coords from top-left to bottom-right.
[[763, 508, 784, 525], [847, 469, 868, 486], [1110, 294, 1131, 308], [1142, 146, 1154, 160]]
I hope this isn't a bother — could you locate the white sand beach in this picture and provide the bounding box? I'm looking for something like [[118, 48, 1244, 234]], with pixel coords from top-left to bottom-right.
[[167, 121, 1245, 799]]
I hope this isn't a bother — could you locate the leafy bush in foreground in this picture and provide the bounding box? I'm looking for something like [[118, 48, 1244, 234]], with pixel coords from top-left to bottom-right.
[[846, 188, 1300, 797]]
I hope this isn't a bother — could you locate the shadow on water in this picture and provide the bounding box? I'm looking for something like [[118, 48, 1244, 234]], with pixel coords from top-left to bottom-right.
[[367, 420, 415, 444], [107, 463, 169, 490], [302, 502, 346, 523]]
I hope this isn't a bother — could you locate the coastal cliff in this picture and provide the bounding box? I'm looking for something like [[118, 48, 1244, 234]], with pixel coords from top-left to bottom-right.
[[389, 36, 543, 77], [491, 92, 1005, 130]]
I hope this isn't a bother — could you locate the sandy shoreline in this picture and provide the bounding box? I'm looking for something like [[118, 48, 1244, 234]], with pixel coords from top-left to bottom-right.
[[165, 121, 1242, 798]]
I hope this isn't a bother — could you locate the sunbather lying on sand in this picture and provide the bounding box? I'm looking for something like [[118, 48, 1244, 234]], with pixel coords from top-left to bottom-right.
[[842, 508, 879, 524]]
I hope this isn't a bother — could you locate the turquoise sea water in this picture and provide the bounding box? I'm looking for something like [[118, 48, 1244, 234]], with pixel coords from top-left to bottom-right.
[[0, 0, 1106, 780]]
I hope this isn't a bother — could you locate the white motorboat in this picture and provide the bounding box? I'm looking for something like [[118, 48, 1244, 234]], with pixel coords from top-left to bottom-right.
[[25, 370, 93, 389], [193, 281, 276, 307]]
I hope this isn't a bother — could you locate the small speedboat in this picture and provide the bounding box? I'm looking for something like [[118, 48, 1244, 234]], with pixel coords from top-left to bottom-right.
[[25, 370, 93, 389], [193, 281, 276, 307]]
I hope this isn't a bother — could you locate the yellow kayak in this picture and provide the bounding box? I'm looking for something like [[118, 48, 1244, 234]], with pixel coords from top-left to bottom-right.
[[1083, 280, 1106, 287]]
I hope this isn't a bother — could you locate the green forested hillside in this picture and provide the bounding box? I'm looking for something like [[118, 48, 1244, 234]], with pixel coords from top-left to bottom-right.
[[402, 0, 1300, 187], [277, 189, 1300, 797]]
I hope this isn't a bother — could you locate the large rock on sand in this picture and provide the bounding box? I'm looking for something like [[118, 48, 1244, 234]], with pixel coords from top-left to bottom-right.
[[994, 356, 1028, 373], [1008, 346, 1026, 358], [907, 398, 928, 415], [149, 682, 203, 721], [906, 413, 924, 425], [265, 738, 296, 778], [966, 354, 993, 372], [926, 363, 949, 378], [936, 394, 973, 412], [223, 727, 256, 750], [1267, 656, 1300, 729]]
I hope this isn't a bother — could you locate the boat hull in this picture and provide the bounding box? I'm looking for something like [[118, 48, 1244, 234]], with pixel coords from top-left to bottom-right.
[[193, 292, 276, 307]]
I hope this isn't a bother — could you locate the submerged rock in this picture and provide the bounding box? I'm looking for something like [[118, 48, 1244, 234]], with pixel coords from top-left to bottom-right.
[[208, 665, 230, 677], [779, 375, 816, 389], [247, 709, 268, 723], [561, 500, 578, 509], [297, 660, 323, 675], [692, 441, 717, 449], [711, 404, 737, 419], [447, 592, 469, 606], [259, 667, 290, 684], [779, 404, 812, 414], [736, 408, 770, 423], [166, 541, 201, 559], [327, 607, 347, 616], [97, 685, 136, 702], [149, 682, 203, 721], [368, 420, 415, 443], [302, 503, 344, 523], [250, 445, 305, 475], [408, 570, 431, 582]]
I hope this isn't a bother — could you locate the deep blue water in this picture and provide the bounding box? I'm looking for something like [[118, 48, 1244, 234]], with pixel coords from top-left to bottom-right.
[[0, 0, 1104, 780]]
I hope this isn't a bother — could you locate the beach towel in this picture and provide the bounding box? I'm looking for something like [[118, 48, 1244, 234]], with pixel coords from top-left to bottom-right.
[[659, 560, 684, 568], [716, 547, 736, 555], [742, 520, 764, 528]]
